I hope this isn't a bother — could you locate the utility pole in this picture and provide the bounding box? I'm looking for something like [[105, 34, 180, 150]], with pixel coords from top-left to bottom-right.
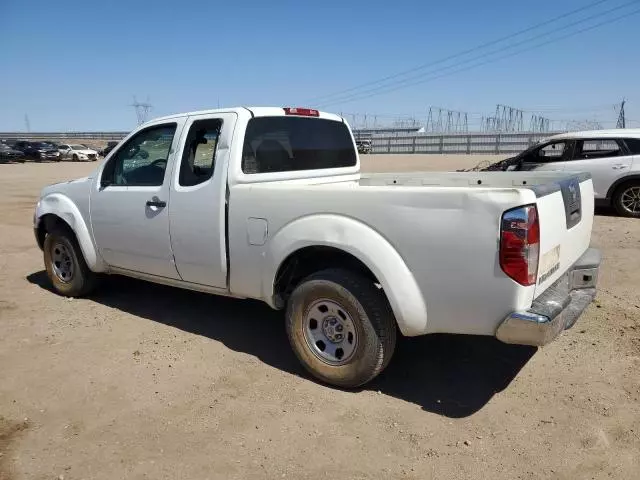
[[616, 99, 626, 129], [24, 114, 31, 132], [131, 96, 153, 125]]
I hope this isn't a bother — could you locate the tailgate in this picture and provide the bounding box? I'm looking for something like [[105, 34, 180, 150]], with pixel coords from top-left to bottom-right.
[[533, 173, 594, 297]]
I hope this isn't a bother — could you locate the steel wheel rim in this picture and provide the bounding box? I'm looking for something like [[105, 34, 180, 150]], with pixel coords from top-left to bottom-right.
[[303, 298, 358, 366], [621, 186, 640, 214], [50, 242, 75, 283]]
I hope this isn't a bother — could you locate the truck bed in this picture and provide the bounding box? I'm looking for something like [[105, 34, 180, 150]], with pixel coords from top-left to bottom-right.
[[360, 171, 591, 197], [229, 170, 595, 337]]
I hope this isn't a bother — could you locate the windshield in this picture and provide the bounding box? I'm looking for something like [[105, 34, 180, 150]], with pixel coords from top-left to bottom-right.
[[241, 117, 356, 174], [71, 144, 87, 150]]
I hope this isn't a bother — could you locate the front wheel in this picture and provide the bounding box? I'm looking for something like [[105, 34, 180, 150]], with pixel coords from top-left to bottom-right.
[[43, 227, 97, 297], [72, 154, 78, 161], [613, 181, 640, 218], [286, 268, 396, 388]]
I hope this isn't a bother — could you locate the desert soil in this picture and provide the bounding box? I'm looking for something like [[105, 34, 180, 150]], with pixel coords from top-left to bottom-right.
[[1, 156, 639, 480]]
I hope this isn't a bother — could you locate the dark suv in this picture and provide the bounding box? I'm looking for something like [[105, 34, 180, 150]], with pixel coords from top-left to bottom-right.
[[15, 141, 61, 161]]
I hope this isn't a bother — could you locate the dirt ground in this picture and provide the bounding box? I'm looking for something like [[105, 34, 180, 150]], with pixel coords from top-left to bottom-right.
[[1, 156, 639, 480]]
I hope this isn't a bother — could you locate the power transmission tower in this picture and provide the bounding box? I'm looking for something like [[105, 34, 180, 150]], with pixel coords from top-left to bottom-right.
[[529, 114, 550, 133], [24, 114, 31, 133], [427, 107, 468, 133], [131, 96, 153, 125], [616, 99, 626, 128], [494, 104, 524, 132]]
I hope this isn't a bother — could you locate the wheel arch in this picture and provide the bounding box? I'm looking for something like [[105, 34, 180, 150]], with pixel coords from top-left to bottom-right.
[[263, 214, 428, 336], [606, 174, 640, 201], [36, 193, 106, 272]]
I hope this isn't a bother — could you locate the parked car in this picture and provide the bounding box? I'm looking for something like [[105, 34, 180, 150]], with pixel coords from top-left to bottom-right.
[[58, 144, 98, 161], [0, 144, 25, 162], [34, 106, 600, 388], [100, 141, 119, 157], [482, 129, 640, 217], [356, 139, 372, 154], [16, 141, 61, 161]]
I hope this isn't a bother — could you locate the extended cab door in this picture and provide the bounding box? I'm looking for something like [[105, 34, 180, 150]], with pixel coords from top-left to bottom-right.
[[90, 120, 185, 279], [168, 112, 238, 288], [563, 138, 633, 199]]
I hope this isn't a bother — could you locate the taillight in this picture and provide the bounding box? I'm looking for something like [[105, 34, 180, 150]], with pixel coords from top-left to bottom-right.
[[283, 107, 319, 117], [499, 205, 540, 286]]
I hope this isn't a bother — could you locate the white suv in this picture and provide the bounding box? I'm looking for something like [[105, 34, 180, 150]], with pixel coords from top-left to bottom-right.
[[484, 129, 640, 217]]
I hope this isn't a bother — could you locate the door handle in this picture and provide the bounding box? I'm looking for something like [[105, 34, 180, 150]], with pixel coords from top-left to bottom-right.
[[612, 164, 628, 170], [146, 200, 166, 208]]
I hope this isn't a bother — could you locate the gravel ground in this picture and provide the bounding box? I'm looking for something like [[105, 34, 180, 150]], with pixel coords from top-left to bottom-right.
[[1, 157, 639, 480]]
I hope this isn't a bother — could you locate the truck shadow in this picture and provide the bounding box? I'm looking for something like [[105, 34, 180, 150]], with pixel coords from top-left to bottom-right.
[[27, 271, 535, 418]]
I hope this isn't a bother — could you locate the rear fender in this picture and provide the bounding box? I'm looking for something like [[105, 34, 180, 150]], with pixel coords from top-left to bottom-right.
[[262, 214, 428, 336], [36, 193, 106, 272]]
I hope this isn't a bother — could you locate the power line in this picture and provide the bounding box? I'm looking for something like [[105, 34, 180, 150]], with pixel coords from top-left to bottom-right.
[[308, 0, 613, 105], [317, 4, 640, 107], [318, 1, 639, 106]]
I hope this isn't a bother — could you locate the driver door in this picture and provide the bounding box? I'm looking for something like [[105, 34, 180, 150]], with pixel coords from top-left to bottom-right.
[[90, 120, 186, 279]]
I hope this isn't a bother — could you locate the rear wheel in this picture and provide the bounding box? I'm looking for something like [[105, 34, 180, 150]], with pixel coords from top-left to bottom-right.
[[43, 226, 97, 297], [613, 181, 640, 218], [285, 268, 396, 388]]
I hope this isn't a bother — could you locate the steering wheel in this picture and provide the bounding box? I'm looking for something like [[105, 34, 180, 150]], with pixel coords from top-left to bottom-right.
[[149, 158, 167, 168]]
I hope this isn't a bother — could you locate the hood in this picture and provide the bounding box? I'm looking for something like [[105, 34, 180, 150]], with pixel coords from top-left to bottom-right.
[[75, 149, 97, 155], [40, 176, 91, 197]]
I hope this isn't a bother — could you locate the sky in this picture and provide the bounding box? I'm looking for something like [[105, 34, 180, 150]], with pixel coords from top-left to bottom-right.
[[1, 0, 639, 132]]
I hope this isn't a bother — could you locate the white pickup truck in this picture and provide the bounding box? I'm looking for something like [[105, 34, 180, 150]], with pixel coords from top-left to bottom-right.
[[34, 107, 601, 387]]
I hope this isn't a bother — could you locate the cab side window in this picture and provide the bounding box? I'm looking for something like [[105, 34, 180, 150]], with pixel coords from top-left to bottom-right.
[[179, 119, 222, 187], [101, 124, 176, 187]]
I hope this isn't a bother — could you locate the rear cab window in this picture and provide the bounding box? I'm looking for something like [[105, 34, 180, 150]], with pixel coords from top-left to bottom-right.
[[241, 116, 356, 174]]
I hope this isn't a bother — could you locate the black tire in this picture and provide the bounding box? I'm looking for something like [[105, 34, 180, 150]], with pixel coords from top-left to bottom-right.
[[612, 180, 640, 218], [72, 154, 78, 162], [43, 226, 97, 297], [285, 268, 396, 388]]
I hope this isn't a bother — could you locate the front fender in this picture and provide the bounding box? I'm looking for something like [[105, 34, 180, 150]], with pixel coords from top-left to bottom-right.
[[36, 193, 106, 272], [262, 214, 428, 336]]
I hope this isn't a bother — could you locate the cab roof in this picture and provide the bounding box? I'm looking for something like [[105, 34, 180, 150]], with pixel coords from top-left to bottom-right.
[[150, 107, 343, 124]]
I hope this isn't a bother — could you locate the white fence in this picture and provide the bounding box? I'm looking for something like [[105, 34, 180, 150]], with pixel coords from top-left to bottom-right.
[[355, 132, 558, 154]]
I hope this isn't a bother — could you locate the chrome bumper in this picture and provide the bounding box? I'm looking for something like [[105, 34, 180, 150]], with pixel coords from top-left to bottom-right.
[[496, 248, 601, 346]]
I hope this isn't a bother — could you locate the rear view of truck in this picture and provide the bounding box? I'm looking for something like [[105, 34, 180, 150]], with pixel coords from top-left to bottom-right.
[[494, 173, 601, 345]]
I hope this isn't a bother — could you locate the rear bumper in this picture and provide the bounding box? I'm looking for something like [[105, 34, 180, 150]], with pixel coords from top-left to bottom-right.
[[496, 248, 601, 346]]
